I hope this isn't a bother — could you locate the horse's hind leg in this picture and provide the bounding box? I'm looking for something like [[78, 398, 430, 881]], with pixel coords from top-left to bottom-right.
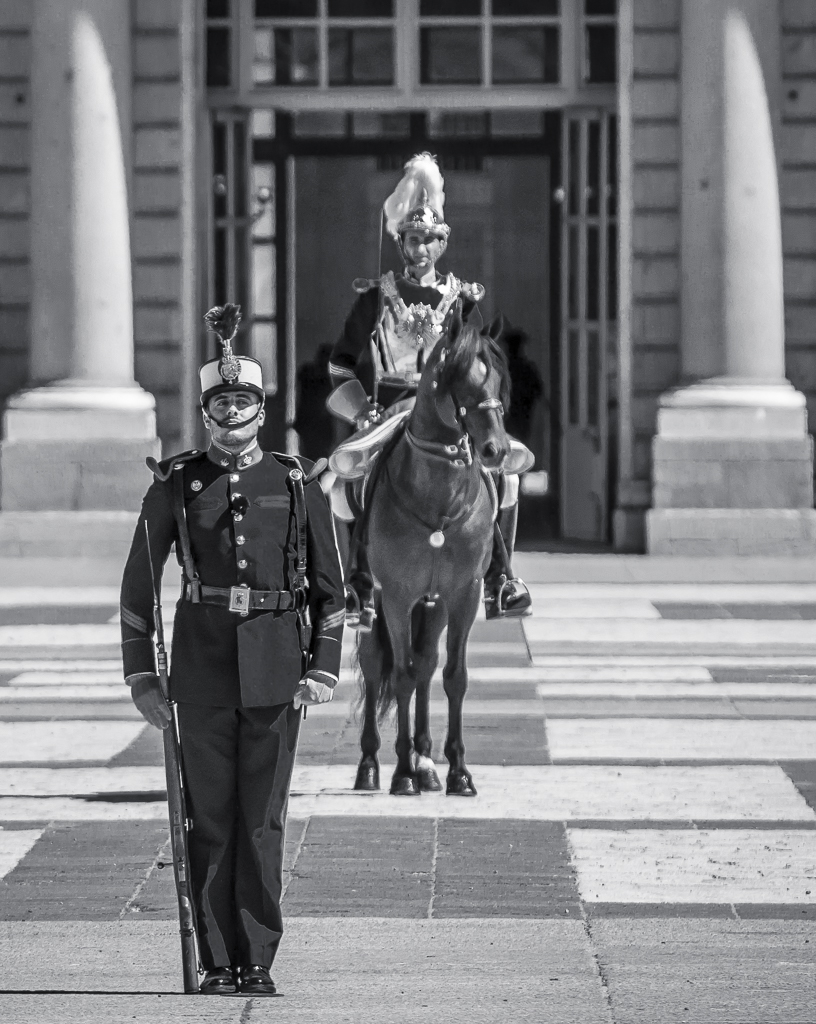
[[354, 615, 383, 791], [443, 584, 481, 797], [412, 599, 446, 792]]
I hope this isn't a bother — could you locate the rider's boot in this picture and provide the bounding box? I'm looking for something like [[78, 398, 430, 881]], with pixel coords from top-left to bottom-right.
[[483, 502, 532, 620], [345, 528, 376, 633]]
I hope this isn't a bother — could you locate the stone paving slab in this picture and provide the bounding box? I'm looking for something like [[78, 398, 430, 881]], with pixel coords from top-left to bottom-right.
[[526, 618, 816, 646], [1, 765, 812, 825], [0, 821, 168, 920], [515, 554, 816, 583], [0, 721, 144, 764], [0, 919, 612, 1024], [569, 829, 816, 904], [590, 918, 816, 1024], [547, 718, 816, 761]]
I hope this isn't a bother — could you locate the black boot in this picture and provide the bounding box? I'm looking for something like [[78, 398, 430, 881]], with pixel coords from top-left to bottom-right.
[[484, 503, 531, 620]]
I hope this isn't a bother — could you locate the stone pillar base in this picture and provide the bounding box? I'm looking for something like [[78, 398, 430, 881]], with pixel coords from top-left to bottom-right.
[[0, 511, 139, 558], [0, 384, 159, 513], [647, 508, 816, 555], [648, 381, 816, 555], [0, 439, 160, 512]]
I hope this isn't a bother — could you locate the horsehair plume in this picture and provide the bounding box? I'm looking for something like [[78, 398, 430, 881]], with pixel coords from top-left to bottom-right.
[[383, 152, 446, 240], [204, 303, 242, 349]]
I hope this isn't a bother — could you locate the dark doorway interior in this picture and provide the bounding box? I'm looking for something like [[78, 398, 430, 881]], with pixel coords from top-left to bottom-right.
[[252, 112, 562, 540]]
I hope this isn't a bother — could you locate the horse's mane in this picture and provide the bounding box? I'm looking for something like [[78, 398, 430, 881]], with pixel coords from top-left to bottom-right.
[[437, 321, 511, 412]]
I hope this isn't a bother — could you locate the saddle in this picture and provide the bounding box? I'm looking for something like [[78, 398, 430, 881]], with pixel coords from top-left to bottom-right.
[[328, 411, 410, 523], [328, 407, 412, 482]]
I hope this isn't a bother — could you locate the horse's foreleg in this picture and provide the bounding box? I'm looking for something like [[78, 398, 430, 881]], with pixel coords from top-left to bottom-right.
[[382, 596, 421, 797], [443, 584, 481, 797], [391, 685, 419, 795], [412, 600, 446, 792]]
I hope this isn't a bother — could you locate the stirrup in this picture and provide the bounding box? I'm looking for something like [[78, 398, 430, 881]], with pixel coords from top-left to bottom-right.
[[345, 585, 375, 633], [484, 575, 532, 620]]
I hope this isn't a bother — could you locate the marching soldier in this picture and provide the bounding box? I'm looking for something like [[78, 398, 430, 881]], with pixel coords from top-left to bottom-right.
[[329, 153, 532, 629], [120, 305, 344, 996]]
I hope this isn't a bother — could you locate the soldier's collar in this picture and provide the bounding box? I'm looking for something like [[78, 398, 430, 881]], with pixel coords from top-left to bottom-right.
[[207, 438, 263, 471]]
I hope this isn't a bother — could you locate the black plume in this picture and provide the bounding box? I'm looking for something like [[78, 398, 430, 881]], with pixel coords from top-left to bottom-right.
[[204, 303, 242, 343]]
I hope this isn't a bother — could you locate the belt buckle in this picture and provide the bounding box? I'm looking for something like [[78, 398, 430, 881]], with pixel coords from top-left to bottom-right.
[[229, 586, 251, 614]]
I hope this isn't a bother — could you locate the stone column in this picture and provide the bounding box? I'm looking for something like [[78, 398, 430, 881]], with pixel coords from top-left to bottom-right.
[[647, 0, 816, 555], [0, 0, 159, 522]]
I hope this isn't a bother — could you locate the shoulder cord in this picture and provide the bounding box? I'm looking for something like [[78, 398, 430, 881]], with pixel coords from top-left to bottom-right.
[[172, 467, 201, 601]]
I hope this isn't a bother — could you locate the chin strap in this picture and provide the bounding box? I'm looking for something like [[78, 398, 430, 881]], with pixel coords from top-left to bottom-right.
[[203, 398, 265, 428]]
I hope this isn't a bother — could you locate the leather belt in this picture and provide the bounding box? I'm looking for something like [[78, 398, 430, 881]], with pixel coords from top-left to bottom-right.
[[184, 582, 295, 613]]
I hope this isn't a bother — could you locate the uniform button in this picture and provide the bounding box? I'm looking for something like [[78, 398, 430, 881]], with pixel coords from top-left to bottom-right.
[[230, 473, 240, 483], [236, 535, 245, 545], [233, 513, 243, 522], [238, 559, 247, 569]]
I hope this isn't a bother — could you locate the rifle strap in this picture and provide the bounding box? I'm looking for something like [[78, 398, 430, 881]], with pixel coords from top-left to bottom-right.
[[272, 454, 311, 658], [172, 466, 201, 601]]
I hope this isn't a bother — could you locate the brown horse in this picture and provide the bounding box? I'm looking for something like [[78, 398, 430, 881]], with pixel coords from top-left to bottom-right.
[[354, 313, 511, 797]]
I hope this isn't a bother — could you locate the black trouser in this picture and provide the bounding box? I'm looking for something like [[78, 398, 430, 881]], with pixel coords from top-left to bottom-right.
[[176, 701, 301, 970]]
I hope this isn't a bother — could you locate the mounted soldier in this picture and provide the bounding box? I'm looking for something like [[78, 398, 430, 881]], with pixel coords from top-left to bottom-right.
[[120, 304, 344, 996], [327, 153, 533, 631]]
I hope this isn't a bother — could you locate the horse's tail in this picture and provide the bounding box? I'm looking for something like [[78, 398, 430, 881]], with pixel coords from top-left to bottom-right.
[[372, 602, 396, 719], [354, 592, 396, 720]]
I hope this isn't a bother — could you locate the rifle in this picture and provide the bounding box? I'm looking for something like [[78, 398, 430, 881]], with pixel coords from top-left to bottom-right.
[[145, 522, 200, 995]]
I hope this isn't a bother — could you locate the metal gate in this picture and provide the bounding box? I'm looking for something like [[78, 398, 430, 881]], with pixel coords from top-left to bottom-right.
[[560, 111, 617, 541]]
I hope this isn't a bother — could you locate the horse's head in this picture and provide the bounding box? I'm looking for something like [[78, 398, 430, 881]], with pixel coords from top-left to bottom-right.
[[427, 311, 511, 472]]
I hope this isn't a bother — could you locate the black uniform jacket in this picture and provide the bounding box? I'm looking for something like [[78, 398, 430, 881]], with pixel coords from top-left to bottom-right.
[[329, 274, 479, 410], [120, 446, 345, 708]]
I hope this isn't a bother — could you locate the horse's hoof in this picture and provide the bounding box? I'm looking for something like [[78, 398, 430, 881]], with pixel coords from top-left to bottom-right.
[[416, 766, 443, 792], [390, 773, 421, 796], [446, 770, 477, 797], [354, 761, 380, 791]]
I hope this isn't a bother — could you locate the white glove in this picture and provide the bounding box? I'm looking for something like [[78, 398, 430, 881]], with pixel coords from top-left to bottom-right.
[[293, 670, 336, 709]]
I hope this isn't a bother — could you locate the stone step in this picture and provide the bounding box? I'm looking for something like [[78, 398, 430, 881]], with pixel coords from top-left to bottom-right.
[[0, 511, 137, 558]]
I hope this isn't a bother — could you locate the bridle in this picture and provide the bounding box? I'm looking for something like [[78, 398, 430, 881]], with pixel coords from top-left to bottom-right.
[[405, 381, 505, 468]]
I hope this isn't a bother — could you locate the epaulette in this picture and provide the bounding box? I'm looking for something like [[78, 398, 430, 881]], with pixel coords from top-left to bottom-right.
[[146, 449, 203, 483], [351, 276, 382, 294]]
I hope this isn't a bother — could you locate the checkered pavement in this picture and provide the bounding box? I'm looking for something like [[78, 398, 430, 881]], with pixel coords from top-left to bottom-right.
[[0, 579, 814, 923]]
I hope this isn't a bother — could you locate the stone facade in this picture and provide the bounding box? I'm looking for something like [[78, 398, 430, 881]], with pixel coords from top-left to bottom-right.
[[0, 0, 813, 554], [0, 0, 192, 458]]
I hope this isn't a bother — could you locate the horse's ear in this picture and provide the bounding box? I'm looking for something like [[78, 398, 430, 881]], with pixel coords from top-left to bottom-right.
[[484, 311, 504, 343]]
